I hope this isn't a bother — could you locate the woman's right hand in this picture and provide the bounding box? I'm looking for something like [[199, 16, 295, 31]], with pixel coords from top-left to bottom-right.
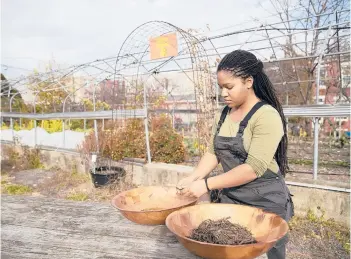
[[176, 152, 218, 194], [176, 174, 200, 192]]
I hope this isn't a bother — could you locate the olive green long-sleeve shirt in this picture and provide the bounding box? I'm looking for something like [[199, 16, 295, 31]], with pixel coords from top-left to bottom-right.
[[208, 104, 284, 177]]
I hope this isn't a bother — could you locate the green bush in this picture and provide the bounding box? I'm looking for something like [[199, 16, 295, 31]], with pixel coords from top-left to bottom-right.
[[81, 119, 146, 161], [24, 148, 44, 169], [1, 122, 9, 130], [4, 184, 32, 195], [81, 115, 186, 164], [150, 115, 186, 163]]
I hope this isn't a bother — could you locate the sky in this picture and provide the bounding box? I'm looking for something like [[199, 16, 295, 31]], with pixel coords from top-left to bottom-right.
[[1, 0, 278, 79]]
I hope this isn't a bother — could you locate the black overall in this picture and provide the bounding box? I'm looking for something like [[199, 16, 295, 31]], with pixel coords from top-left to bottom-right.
[[212, 102, 294, 259]]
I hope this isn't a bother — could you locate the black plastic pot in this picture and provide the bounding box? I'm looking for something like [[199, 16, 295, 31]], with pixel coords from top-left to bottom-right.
[[90, 166, 126, 188]]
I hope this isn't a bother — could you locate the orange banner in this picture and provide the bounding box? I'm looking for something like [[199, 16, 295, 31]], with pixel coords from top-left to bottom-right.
[[149, 33, 178, 60]]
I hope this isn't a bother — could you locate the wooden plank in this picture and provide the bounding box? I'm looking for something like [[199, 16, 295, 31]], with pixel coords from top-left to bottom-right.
[[1, 195, 201, 259], [1, 225, 195, 259], [1, 198, 171, 241]]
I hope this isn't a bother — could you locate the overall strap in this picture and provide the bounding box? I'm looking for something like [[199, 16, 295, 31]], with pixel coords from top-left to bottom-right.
[[237, 101, 266, 137], [215, 106, 231, 135]]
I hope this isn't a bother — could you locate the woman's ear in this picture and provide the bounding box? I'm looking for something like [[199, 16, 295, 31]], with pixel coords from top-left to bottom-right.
[[245, 77, 254, 89]]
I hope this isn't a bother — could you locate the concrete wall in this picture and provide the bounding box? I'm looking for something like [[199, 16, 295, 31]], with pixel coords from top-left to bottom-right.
[[133, 162, 193, 186], [1, 143, 349, 226], [1, 143, 86, 174], [287, 185, 350, 225], [139, 162, 350, 226]]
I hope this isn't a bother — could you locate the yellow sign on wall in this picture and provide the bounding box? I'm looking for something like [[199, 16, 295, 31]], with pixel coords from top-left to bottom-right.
[[149, 33, 178, 60]]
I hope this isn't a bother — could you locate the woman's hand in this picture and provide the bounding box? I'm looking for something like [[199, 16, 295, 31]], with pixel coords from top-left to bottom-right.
[[180, 179, 208, 198], [176, 152, 219, 194], [176, 174, 199, 190]]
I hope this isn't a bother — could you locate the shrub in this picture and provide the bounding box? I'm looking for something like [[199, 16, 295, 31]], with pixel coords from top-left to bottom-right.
[[1, 122, 9, 130], [80, 115, 186, 164], [80, 120, 143, 161], [150, 115, 186, 163], [113, 119, 146, 160], [13, 122, 21, 131], [23, 148, 44, 169], [41, 120, 62, 133], [4, 184, 32, 195], [3, 145, 20, 166]]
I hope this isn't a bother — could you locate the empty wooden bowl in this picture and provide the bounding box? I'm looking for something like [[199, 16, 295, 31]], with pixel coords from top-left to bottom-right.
[[111, 186, 197, 225], [165, 203, 289, 259]]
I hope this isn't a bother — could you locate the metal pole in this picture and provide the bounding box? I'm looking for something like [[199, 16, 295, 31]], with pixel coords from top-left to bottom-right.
[[62, 120, 65, 147], [93, 83, 99, 152], [313, 24, 333, 180], [10, 117, 14, 141], [313, 117, 320, 180], [102, 107, 105, 131], [7, 83, 12, 100], [10, 92, 21, 142], [143, 83, 152, 163], [33, 92, 39, 147], [335, 11, 344, 100], [83, 104, 87, 130], [313, 55, 323, 180], [285, 84, 289, 126]]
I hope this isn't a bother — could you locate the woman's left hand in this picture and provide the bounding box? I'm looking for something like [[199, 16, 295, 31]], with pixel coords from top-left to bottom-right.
[[180, 179, 208, 198]]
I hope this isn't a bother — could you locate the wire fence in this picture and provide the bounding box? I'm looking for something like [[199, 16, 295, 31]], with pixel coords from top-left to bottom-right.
[[1, 6, 350, 182]]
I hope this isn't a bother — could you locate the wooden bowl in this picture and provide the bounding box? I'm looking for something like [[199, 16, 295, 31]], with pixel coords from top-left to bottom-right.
[[111, 186, 197, 225], [165, 203, 289, 259]]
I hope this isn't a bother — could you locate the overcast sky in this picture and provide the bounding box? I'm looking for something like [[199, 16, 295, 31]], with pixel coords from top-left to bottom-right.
[[1, 0, 280, 79]]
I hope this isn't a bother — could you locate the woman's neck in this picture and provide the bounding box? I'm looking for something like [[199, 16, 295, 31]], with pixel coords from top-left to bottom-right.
[[229, 95, 261, 122], [237, 95, 261, 114]]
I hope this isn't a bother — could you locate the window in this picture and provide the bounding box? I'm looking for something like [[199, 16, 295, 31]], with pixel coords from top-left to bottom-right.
[[342, 75, 351, 86]]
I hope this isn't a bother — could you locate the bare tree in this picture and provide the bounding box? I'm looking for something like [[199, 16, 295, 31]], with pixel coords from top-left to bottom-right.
[[265, 0, 349, 106], [262, 0, 350, 136]]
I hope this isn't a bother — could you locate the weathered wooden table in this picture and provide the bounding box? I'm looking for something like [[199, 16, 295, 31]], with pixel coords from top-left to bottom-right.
[[1, 195, 202, 259], [1, 195, 267, 259]]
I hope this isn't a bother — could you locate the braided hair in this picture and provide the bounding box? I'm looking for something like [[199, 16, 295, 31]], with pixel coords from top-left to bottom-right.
[[217, 50, 288, 176]]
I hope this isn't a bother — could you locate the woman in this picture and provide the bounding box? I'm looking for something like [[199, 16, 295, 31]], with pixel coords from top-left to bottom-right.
[[177, 50, 294, 259]]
